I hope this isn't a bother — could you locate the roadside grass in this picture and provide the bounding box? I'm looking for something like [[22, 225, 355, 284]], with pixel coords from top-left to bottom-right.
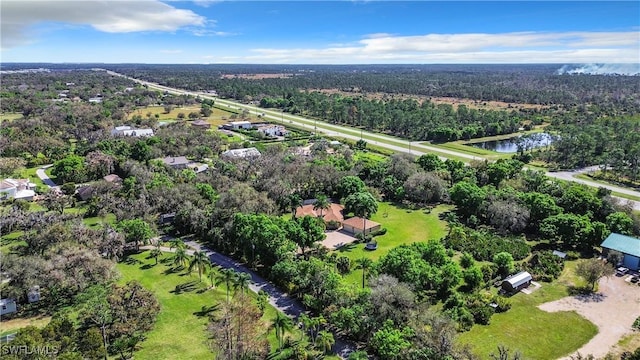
[[573, 174, 640, 202], [457, 261, 597, 359], [117, 251, 299, 360], [0, 315, 51, 336], [433, 142, 512, 160], [338, 203, 450, 285]]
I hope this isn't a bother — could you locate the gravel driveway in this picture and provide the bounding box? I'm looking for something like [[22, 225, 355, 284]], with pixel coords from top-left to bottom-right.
[[538, 274, 640, 358]]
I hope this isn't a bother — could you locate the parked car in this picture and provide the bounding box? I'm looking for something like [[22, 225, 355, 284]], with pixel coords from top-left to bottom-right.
[[616, 267, 629, 276], [630, 275, 639, 283]]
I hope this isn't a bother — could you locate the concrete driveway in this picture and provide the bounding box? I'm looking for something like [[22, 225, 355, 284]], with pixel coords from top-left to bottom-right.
[[322, 230, 358, 249]]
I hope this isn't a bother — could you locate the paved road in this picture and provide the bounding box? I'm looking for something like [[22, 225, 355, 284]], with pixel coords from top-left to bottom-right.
[[106, 70, 640, 208], [142, 240, 355, 358], [35, 165, 59, 189]]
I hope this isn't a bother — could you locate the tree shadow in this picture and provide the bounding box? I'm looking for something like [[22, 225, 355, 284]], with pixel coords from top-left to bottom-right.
[[336, 242, 357, 253], [139, 263, 155, 270], [193, 304, 220, 318], [163, 266, 183, 275], [159, 257, 172, 265], [122, 256, 142, 265], [171, 281, 198, 294]]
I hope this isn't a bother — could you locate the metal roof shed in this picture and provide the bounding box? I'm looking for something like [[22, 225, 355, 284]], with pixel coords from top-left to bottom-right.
[[501, 271, 533, 292], [601, 233, 640, 270]]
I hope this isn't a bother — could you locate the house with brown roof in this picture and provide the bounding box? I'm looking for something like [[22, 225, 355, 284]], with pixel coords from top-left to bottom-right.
[[342, 217, 381, 235], [296, 203, 344, 227]]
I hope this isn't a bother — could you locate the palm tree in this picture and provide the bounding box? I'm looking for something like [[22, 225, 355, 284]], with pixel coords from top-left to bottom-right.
[[272, 312, 293, 351], [313, 194, 330, 220], [215, 268, 237, 303], [443, 212, 460, 237], [188, 250, 210, 282], [172, 247, 189, 269], [355, 257, 373, 289], [316, 330, 334, 354], [168, 239, 186, 250], [208, 265, 221, 289], [149, 247, 163, 265], [233, 272, 252, 296]]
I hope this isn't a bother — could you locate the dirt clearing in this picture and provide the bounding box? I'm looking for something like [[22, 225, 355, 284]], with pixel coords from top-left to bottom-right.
[[538, 275, 640, 359]]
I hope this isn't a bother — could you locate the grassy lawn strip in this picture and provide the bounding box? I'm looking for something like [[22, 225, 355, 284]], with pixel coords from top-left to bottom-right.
[[117, 251, 297, 360], [457, 262, 597, 359], [573, 174, 640, 202]]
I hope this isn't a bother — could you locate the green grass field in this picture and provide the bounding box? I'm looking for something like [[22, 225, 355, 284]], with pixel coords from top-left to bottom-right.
[[457, 261, 598, 359], [338, 203, 451, 285], [130, 105, 262, 129], [116, 251, 298, 360]]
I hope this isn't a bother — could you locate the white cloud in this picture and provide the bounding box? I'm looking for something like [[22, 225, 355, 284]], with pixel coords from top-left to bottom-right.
[[243, 31, 640, 64], [1, 0, 206, 49]]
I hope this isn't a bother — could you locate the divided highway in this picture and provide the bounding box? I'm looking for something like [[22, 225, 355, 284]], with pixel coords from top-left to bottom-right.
[[107, 70, 640, 210]]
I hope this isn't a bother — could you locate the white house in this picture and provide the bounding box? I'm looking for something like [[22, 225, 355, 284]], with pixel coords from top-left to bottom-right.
[[0, 298, 17, 315], [257, 124, 288, 137], [111, 126, 154, 137], [222, 147, 261, 159], [0, 179, 36, 201]]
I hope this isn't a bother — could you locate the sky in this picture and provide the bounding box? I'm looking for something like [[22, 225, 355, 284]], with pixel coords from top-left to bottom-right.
[[1, 1, 639, 64]]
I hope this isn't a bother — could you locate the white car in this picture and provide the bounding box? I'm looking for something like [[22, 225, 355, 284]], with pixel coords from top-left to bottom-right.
[[616, 267, 629, 276]]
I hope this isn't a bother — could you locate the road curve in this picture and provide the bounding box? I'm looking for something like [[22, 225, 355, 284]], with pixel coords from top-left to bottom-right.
[[141, 240, 355, 358], [107, 70, 640, 209]]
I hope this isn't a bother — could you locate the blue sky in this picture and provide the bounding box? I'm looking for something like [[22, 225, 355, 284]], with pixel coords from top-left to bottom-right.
[[1, 1, 639, 64]]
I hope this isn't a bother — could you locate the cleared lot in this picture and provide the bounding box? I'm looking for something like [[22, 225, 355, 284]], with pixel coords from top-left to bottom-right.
[[539, 274, 640, 359]]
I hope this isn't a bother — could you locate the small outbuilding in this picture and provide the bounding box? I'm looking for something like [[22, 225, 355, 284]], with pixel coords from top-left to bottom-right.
[[0, 298, 17, 316], [342, 217, 381, 236], [601, 233, 640, 270], [501, 271, 533, 293]]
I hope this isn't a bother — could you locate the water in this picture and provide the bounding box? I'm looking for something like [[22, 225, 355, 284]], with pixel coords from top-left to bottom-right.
[[467, 132, 553, 153]]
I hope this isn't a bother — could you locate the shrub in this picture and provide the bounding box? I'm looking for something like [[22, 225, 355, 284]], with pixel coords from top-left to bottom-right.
[[326, 220, 341, 230], [494, 297, 511, 313], [633, 316, 640, 331], [525, 251, 565, 281]]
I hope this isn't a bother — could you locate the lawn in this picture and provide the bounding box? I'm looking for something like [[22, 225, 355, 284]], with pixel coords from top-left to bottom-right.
[[338, 203, 451, 285], [0, 315, 51, 336], [129, 105, 262, 129], [457, 261, 598, 359], [117, 251, 298, 360], [337, 202, 451, 262]]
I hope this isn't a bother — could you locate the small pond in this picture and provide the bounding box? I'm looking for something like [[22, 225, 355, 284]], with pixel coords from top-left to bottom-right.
[[467, 132, 554, 153]]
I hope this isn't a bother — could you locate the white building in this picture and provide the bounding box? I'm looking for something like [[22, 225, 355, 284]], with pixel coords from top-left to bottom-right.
[[223, 121, 253, 130], [111, 126, 154, 137], [257, 124, 288, 137], [222, 147, 261, 159], [0, 179, 36, 201]]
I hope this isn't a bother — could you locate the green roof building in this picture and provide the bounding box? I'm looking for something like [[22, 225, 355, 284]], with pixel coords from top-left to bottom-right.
[[600, 233, 640, 270]]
